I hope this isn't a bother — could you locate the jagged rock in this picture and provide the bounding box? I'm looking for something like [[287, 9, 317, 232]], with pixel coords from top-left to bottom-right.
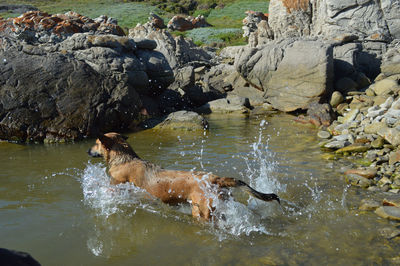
[[0, 12, 175, 142], [129, 23, 212, 69], [167, 15, 211, 32], [381, 44, 400, 77], [242, 10, 269, 38], [0, 11, 125, 43]]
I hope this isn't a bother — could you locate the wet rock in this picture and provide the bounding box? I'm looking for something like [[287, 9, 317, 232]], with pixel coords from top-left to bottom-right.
[[345, 174, 373, 188], [324, 140, 348, 149], [379, 227, 400, 239], [335, 144, 370, 154], [317, 130, 331, 139], [0, 248, 40, 266], [146, 111, 208, 131], [383, 198, 400, 208], [359, 198, 380, 211], [306, 102, 335, 127], [330, 91, 344, 108], [344, 168, 377, 179], [196, 95, 250, 114], [371, 137, 385, 149], [375, 206, 400, 221]]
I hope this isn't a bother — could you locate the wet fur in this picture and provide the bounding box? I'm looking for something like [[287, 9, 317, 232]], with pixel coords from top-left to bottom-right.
[[88, 132, 280, 220]]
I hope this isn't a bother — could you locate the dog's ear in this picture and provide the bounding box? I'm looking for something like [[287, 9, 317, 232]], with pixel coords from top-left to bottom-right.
[[121, 134, 129, 140], [98, 134, 114, 150]]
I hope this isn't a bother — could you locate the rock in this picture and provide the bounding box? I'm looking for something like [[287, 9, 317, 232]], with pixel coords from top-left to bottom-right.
[[375, 206, 400, 221], [378, 127, 400, 146], [389, 150, 400, 165], [148, 12, 166, 29], [383, 198, 400, 207], [129, 24, 212, 70], [344, 168, 377, 179], [306, 102, 335, 127], [324, 140, 348, 149], [0, 13, 176, 142], [379, 227, 400, 239], [330, 91, 344, 108], [335, 144, 370, 154], [242, 10, 269, 38], [371, 137, 385, 149], [132, 38, 157, 50], [236, 39, 333, 112], [359, 199, 380, 211], [371, 79, 400, 96], [317, 130, 331, 139], [0, 11, 125, 42], [381, 46, 400, 77], [145, 111, 208, 131], [167, 15, 211, 32], [342, 109, 359, 124], [219, 46, 246, 59], [268, 0, 312, 39], [196, 95, 250, 114], [345, 174, 373, 188], [364, 122, 387, 135], [335, 77, 358, 94], [0, 248, 40, 266], [203, 64, 235, 94]]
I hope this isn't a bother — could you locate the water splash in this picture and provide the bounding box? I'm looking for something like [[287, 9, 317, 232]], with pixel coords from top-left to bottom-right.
[[79, 120, 285, 242]]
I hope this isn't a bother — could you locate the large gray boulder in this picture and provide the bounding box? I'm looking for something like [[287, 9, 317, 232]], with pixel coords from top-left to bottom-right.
[[235, 39, 333, 112], [268, 0, 400, 41], [0, 13, 174, 142]]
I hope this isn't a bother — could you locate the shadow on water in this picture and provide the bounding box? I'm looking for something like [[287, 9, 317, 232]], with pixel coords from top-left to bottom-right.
[[0, 113, 399, 265]]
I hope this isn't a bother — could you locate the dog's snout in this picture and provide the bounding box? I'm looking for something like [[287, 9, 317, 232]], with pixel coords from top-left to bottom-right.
[[87, 148, 101, 157]]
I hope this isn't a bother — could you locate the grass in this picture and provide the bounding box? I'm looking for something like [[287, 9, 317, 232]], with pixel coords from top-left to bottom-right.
[[207, 0, 269, 28], [184, 27, 244, 45]]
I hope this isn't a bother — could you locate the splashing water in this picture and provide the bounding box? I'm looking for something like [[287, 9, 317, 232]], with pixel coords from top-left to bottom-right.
[[79, 120, 285, 240]]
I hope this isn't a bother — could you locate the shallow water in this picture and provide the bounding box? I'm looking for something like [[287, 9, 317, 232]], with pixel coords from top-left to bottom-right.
[[1, 113, 399, 265]]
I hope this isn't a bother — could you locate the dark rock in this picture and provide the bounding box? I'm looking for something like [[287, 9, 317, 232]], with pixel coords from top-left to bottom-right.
[[0, 248, 40, 266]]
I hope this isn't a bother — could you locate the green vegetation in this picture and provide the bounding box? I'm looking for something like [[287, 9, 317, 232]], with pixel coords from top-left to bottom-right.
[[207, 1, 268, 28], [2, 0, 269, 47], [0, 0, 162, 29]]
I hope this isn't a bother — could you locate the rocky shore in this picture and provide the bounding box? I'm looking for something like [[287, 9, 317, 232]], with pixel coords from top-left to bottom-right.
[[0, 0, 399, 223]]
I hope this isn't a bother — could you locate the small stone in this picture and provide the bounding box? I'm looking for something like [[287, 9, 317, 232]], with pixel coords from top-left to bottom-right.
[[344, 168, 377, 179], [345, 174, 372, 188], [365, 88, 375, 96], [378, 227, 400, 239], [375, 206, 400, 221], [378, 176, 392, 187], [383, 198, 400, 207], [317, 130, 331, 139], [330, 91, 344, 108], [324, 140, 348, 149], [389, 189, 400, 194], [378, 127, 400, 146], [342, 109, 360, 124], [371, 137, 385, 149], [364, 122, 387, 134], [359, 198, 380, 211]]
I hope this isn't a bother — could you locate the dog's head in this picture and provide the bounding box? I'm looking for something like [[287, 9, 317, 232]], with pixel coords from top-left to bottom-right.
[[87, 132, 130, 159]]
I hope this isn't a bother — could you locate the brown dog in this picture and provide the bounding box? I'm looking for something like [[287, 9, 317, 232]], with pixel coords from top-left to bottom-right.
[[87, 132, 280, 220]]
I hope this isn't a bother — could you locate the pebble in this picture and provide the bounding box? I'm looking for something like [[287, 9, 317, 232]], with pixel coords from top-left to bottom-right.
[[317, 130, 331, 139], [375, 206, 400, 221]]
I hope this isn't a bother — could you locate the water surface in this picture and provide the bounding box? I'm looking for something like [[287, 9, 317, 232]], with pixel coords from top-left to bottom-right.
[[1, 113, 399, 265]]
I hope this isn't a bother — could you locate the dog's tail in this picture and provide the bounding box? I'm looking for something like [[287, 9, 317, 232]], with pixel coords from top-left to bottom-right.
[[211, 177, 280, 204]]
